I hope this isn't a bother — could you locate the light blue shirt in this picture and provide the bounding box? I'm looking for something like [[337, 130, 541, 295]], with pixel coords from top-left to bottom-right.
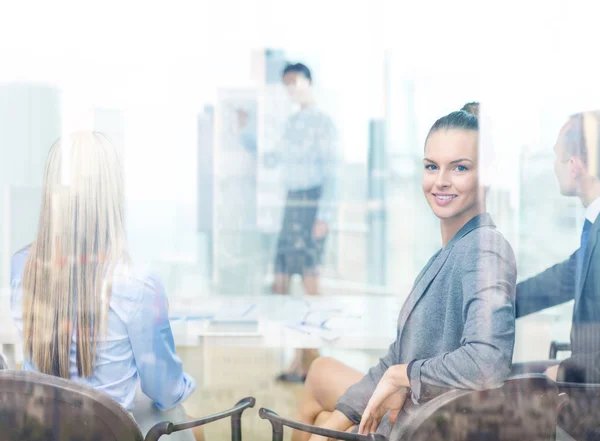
[[241, 106, 339, 222], [10, 247, 196, 411]]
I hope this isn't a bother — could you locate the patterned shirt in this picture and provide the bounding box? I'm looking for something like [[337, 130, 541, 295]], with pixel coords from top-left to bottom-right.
[[241, 105, 339, 222]]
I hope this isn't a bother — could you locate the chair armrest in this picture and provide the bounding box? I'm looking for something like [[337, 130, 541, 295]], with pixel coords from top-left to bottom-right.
[[549, 341, 571, 359], [556, 381, 600, 391], [0, 353, 8, 370], [391, 375, 559, 441], [258, 408, 387, 441], [145, 396, 256, 441]]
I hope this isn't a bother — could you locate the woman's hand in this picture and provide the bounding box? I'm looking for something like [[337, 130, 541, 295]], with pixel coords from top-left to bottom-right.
[[358, 365, 410, 435], [544, 364, 560, 381], [312, 221, 329, 239]]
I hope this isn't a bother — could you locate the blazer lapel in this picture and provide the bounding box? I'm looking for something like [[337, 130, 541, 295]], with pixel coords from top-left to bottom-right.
[[396, 247, 452, 328], [396, 213, 496, 331], [410, 251, 441, 292], [577, 218, 600, 301]]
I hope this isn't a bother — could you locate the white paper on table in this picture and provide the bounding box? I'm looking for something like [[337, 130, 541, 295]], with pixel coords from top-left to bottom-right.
[[300, 309, 359, 330], [286, 307, 362, 341], [286, 323, 342, 341]]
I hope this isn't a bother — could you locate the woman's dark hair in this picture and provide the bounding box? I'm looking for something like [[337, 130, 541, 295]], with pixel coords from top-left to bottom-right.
[[282, 63, 312, 83], [426, 102, 479, 142], [461, 102, 479, 117]]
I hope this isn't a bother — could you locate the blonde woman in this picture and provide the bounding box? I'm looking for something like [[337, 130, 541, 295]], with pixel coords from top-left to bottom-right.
[[10, 132, 201, 441]]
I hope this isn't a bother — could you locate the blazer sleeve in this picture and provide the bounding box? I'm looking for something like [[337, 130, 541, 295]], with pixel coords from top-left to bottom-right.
[[515, 251, 577, 318], [335, 337, 399, 423], [408, 231, 517, 402]]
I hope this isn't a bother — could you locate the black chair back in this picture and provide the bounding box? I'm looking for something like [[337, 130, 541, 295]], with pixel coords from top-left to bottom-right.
[[390, 375, 560, 441], [0, 370, 256, 441], [0, 370, 143, 441]]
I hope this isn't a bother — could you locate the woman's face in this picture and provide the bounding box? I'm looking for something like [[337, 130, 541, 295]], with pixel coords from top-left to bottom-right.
[[422, 129, 481, 222]]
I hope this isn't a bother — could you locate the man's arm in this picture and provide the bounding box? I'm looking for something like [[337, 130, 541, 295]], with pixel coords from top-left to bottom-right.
[[556, 245, 600, 383], [315, 116, 338, 224], [516, 251, 578, 318]]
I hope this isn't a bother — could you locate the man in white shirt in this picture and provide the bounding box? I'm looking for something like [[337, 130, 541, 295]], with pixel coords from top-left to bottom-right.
[[515, 110, 600, 384]]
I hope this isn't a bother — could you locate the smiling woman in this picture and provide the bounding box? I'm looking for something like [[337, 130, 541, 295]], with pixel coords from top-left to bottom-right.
[[422, 105, 483, 246], [291, 102, 517, 441]]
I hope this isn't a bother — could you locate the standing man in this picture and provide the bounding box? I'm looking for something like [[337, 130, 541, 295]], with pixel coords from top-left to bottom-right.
[[272, 62, 338, 382], [238, 62, 338, 382], [515, 110, 600, 383]]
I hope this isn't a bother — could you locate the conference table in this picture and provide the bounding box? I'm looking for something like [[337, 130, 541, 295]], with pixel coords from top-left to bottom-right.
[[0, 288, 573, 369], [169, 294, 401, 349], [0, 290, 403, 368]]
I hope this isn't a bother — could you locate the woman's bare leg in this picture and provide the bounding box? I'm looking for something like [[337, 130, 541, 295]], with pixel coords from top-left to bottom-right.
[[273, 273, 291, 295], [292, 357, 363, 441], [186, 416, 205, 441], [314, 410, 332, 426], [301, 274, 320, 296], [300, 348, 320, 375], [191, 425, 205, 441]]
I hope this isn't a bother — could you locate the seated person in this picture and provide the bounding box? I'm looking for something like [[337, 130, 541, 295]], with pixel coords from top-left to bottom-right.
[[10, 132, 202, 441], [515, 110, 600, 384], [292, 103, 517, 440]]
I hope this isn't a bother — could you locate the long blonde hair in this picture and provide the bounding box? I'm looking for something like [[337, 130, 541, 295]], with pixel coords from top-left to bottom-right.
[[22, 131, 129, 378]]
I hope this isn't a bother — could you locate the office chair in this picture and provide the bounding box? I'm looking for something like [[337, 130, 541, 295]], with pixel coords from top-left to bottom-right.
[[259, 408, 386, 441], [550, 341, 572, 360], [0, 352, 8, 371], [556, 381, 600, 441], [260, 375, 559, 441], [0, 370, 255, 441], [546, 342, 600, 440], [389, 375, 559, 441]]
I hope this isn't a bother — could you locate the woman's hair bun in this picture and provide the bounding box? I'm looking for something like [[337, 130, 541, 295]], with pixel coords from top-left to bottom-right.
[[461, 102, 479, 118]]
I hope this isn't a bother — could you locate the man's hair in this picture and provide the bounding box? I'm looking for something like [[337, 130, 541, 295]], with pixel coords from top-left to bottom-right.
[[282, 63, 312, 83], [563, 111, 600, 177]]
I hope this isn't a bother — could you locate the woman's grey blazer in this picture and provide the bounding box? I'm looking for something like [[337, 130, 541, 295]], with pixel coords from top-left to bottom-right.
[[336, 213, 517, 437]]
